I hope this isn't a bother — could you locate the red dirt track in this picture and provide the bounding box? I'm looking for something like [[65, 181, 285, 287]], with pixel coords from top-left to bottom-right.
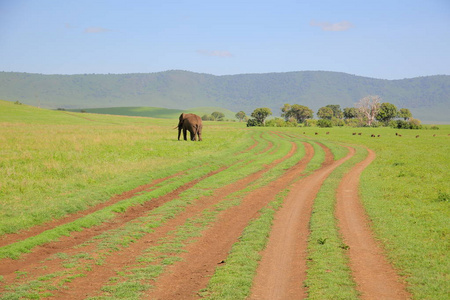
[[335, 148, 411, 299], [250, 145, 353, 299], [0, 136, 411, 299]]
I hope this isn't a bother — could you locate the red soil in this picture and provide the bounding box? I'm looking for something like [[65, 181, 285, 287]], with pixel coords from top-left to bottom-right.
[[0, 137, 411, 300], [145, 142, 313, 299], [249, 145, 353, 299], [335, 148, 411, 299]]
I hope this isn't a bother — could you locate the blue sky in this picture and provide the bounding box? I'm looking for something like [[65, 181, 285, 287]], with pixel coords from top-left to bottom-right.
[[1, 0, 449, 79]]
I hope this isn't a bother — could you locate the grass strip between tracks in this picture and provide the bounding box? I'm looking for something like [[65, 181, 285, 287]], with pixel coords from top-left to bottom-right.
[[89, 134, 300, 299], [200, 141, 339, 299], [304, 145, 367, 299], [0, 132, 288, 298], [0, 131, 264, 260]]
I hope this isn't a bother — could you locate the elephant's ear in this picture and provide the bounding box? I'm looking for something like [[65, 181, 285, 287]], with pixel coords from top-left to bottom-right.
[[179, 113, 185, 121]]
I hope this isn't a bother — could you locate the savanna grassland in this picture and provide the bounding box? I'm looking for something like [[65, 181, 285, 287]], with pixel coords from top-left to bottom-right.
[[0, 99, 448, 299]]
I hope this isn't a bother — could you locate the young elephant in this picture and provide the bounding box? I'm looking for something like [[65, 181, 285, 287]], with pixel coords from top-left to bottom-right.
[[177, 113, 203, 141]]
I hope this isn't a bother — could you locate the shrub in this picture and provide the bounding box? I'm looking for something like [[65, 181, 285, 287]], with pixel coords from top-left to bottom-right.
[[286, 119, 298, 127], [265, 118, 299, 127], [304, 119, 317, 127], [430, 125, 440, 130], [331, 117, 345, 127], [317, 119, 332, 128], [202, 114, 214, 121], [211, 111, 225, 121], [246, 119, 262, 127], [370, 121, 381, 127], [345, 118, 362, 127], [390, 119, 422, 129], [408, 118, 422, 129]]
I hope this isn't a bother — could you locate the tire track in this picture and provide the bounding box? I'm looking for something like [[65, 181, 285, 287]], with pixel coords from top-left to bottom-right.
[[1, 131, 264, 249], [0, 171, 187, 247], [145, 142, 315, 299], [0, 167, 225, 277], [47, 141, 299, 299], [0, 133, 262, 249], [0, 132, 267, 263], [335, 148, 411, 299], [249, 145, 353, 300], [0, 133, 277, 298]]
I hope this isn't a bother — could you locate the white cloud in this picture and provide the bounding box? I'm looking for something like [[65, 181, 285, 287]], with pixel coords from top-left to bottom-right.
[[84, 27, 111, 33], [197, 50, 233, 57], [310, 20, 354, 32]]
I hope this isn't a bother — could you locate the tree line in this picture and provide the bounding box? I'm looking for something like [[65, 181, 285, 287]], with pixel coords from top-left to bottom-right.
[[242, 95, 423, 129]]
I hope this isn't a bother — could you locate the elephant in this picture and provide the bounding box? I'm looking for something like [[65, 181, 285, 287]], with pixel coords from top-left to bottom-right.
[[176, 113, 203, 141]]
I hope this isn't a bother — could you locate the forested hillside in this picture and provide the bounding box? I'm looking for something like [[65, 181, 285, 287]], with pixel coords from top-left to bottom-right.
[[1, 71, 449, 123]]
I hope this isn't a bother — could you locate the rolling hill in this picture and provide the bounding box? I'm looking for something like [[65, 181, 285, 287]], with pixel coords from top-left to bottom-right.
[[67, 106, 237, 120], [1, 70, 449, 123]]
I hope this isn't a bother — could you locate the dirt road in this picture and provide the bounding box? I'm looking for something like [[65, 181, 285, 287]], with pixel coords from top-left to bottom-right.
[[0, 135, 410, 299]]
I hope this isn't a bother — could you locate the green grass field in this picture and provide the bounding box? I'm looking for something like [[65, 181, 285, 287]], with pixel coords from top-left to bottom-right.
[[0, 99, 448, 299], [67, 106, 238, 120]]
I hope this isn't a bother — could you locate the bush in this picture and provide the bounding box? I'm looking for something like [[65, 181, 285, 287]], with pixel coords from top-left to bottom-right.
[[317, 119, 333, 128], [331, 117, 345, 127], [202, 114, 214, 121], [430, 125, 440, 130], [345, 118, 362, 127], [390, 119, 422, 129], [211, 111, 225, 121], [370, 121, 381, 127], [265, 118, 298, 127], [409, 118, 422, 129], [247, 119, 262, 127], [286, 119, 298, 127], [304, 119, 317, 127]]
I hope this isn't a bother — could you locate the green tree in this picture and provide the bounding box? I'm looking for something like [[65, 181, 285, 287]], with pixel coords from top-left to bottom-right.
[[317, 107, 334, 119], [398, 108, 412, 120], [288, 104, 313, 123], [235, 111, 247, 122], [376, 102, 398, 124], [251, 107, 272, 125], [281, 104, 291, 121], [325, 104, 343, 119], [211, 111, 225, 121], [202, 114, 214, 121], [343, 107, 358, 119]]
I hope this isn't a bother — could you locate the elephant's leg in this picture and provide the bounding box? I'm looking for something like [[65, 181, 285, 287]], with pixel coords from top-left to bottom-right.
[[197, 125, 203, 141], [183, 128, 187, 140], [192, 125, 199, 141]]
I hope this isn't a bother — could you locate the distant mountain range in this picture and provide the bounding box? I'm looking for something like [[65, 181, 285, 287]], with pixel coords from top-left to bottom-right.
[[0, 70, 449, 123]]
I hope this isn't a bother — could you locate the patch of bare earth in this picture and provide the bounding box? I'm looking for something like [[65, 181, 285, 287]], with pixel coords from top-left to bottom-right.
[[0, 139, 265, 291], [335, 148, 411, 299], [54, 140, 287, 300], [144, 142, 315, 300], [0, 135, 280, 298], [249, 145, 354, 300], [0, 167, 227, 278], [0, 171, 186, 247], [0, 136, 262, 249]]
